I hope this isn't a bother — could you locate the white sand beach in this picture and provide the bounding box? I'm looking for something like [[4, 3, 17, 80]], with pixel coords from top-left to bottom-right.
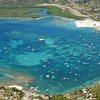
[[75, 18, 100, 31]]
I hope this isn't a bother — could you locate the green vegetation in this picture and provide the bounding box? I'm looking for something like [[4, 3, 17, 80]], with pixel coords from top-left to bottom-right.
[[0, 87, 23, 100], [39, 6, 83, 20], [51, 95, 68, 100], [88, 84, 100, 100], [0, 84, 100, 100], [0, 6, 84, 20], [0, 7, 41, 18]]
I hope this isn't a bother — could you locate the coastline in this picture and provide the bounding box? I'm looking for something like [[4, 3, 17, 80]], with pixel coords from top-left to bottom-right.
[[75, 18, 100, 31], [0, 4, 99, 31], [37, 3, 100, 31], [63, 77, 100, 94], [3, 82, 100, 100], [0, 16, 100, 31], [0, 5, 100, 99], [37, 3, 89, 17], [6, 76, 100, 95], [0, 16, 47, 20]]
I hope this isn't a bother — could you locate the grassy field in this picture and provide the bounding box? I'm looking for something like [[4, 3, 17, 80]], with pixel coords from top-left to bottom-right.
[[0, 6, 84, 19], [0, 7, 41, 18], [38, 6, 83, 20]]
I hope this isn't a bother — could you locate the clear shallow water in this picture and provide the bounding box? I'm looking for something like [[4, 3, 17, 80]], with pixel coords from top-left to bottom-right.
[[0, 15, 100, 94]]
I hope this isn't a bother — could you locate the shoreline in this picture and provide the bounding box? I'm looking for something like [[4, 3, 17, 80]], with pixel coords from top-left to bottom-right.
[[0, 4, 99, 100], [75, 18, 100, 31], [3, 81, 100, 100], [0, 16, 47, 20], [0, 16, 100, 31], [37, 3, 100, 31], [63, 77, 100, 94], [0, 4, 99, 31], [6, 75, 100, 95], [37, 3, 89, 17]]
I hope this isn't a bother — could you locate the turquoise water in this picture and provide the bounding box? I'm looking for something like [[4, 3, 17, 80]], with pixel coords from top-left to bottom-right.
[[0, 9, 100, 94]]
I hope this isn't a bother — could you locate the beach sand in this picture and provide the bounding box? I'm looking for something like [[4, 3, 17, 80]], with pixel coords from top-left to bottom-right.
[[75, 18, 100, 31]]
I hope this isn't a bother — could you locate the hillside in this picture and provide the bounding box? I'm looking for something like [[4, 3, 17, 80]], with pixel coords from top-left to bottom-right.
[[0, 0, 94, 6]]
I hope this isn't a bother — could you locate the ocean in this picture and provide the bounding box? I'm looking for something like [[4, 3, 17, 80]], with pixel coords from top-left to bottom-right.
[[0, 10, 100, 94]]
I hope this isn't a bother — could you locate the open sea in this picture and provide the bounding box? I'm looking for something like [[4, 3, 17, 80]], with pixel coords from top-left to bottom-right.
[[0, 8, 100, 94]]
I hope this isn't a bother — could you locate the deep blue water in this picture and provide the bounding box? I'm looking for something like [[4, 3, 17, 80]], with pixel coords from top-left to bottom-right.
[[0, 10, 100, 94]]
